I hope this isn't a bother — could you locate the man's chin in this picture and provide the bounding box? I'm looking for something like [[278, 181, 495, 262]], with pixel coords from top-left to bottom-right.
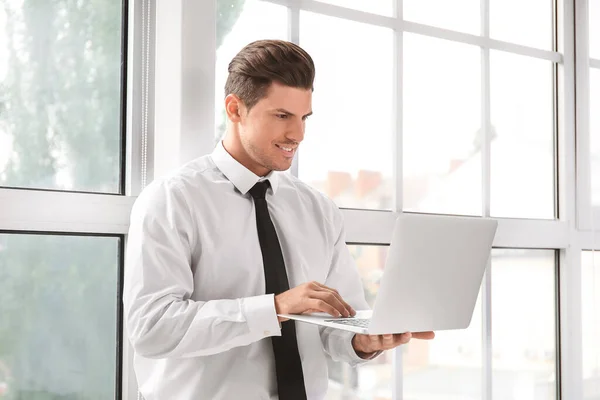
[[271, 165, 292, 172], [268, 161, 293, 172]]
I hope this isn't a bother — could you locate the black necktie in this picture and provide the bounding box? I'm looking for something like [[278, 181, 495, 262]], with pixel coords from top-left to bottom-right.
[[249, 180, 307, 400]]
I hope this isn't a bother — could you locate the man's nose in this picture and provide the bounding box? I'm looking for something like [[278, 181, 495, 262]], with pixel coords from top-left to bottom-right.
[[286, 120, 305, 143]]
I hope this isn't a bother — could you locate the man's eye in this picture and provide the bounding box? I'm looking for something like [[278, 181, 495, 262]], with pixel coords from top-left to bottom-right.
[[276, 114, 288, 119]]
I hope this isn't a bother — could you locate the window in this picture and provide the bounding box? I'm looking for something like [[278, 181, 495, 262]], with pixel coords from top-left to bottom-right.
[[0, 1, 132, 399], [403, 34, 482, 216], [490, 52, 555, 219], [491, 249, 557, 400], [0, 234, 121, 399], [213, 1, 559, 218], [590, 0, 600, 60], [582, 250, 600, 400], [316, 0, 394, 17], [298, 12, 395, 210], [591, 69, 600, 208], [0, 1, 125, 193], [581, 0, 600, 224], [404, 0, 480, 34], [490, 0, 553, 50]]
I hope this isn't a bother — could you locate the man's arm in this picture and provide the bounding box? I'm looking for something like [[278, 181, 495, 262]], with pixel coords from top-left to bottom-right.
[[123, 180, 281, 359]]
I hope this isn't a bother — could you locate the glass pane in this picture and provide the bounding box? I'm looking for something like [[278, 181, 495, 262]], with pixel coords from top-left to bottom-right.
[[0, 2, 123, 193], [490, 0, 553, 50], [404, 0, 480, 35], [299, 12, 394, 210], [403, 33, 482, 216], [491, 249, 557, 400], [582, 251, 600, 400], [326, 245, 391, 399], [0, 234, 119, 399], [215, 0, 289, 143], [591, 0, 600, 60], [490, 51, 555, 219], [591, 69, 600, 208], [403, 289, 483, 399], [315, 0, 394, 17]]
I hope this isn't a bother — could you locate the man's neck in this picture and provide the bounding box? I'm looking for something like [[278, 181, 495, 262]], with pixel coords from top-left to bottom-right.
[[222, 135, 270, 177]]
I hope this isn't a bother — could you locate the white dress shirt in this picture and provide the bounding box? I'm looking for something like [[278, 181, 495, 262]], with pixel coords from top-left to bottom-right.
[[123, 141, 375, 400]]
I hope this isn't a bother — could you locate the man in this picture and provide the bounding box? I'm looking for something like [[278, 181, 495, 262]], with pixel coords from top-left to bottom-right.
[[124, 39, 434, 400]]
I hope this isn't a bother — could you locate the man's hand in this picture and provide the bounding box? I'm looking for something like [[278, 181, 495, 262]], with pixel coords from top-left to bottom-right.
[[352, 331, 436, 358], [274, 281, 356, 322]]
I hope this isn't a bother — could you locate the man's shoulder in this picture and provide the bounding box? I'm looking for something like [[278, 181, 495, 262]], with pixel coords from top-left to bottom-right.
[[137, 154, 217, 200]]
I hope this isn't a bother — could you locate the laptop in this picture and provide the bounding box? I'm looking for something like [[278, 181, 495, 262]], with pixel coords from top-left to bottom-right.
[[278, 212, 498, 335]]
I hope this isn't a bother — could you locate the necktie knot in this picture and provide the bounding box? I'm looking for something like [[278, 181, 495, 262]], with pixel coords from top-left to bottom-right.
[[249, 180, 270, 200]]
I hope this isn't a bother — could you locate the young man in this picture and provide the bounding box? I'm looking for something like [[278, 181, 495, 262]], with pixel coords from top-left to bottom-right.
[[124, 39, 434, 400]]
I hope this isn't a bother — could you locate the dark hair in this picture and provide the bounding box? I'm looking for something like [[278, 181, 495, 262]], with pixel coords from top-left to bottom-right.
[[225, 39, 315, 111]]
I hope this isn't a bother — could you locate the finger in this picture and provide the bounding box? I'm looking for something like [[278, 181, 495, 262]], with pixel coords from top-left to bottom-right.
[[361, 335, 381, 353], [312, 284, 355, 316], [382, 334, 395, 349], [311, 290, 352, 317], [369, 335, 381, 348], [393, 332, 412, 346], [412, 331, 436, 340], [300, 309, 320, 315], [322, 289, 354, 317], [312, 281, 337, 293], [309, 299, 342, 317]]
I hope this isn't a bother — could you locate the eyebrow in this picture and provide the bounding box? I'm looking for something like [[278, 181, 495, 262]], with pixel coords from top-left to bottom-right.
[[275, 108, 313, 119]]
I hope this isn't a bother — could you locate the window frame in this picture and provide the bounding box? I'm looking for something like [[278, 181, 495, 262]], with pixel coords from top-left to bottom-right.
[[0, 0, 142, 399], [575, 0, 600, 232], [2, 0, 599, 399]]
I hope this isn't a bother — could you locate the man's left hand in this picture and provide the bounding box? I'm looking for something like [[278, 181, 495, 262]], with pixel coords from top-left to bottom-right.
[[352, 331, 435, 358]]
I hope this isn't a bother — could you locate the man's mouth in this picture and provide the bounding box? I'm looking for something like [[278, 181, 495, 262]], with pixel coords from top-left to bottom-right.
[[276, 144, 296, 155]]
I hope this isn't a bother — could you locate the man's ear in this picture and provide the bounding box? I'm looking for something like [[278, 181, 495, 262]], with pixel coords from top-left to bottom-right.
[[225, 94, 244, 122]]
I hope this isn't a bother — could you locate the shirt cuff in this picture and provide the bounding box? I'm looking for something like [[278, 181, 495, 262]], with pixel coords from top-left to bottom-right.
[[242, 294, 282, 338]]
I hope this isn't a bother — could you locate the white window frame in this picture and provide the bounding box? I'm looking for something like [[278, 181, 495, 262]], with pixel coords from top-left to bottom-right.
[[0, 0, 598, 399], [575, 0, 600, 233]]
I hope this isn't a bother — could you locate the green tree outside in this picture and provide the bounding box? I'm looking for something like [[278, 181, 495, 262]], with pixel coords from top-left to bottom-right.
[[0, 1, 245, 398]]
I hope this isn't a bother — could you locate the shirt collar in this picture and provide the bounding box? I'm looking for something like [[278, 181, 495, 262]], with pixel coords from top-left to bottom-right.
[[211, 141, 280, 195]]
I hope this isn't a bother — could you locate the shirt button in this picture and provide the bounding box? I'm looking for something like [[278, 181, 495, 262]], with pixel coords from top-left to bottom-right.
[[264, 330, 270, 336]]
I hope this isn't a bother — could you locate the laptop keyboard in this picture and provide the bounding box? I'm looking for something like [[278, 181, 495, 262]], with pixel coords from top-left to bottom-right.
[[324, 318, 370, 328]]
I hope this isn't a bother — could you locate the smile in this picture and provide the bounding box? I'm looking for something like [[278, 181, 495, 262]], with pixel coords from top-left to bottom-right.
[[276, 144, 296, 156]]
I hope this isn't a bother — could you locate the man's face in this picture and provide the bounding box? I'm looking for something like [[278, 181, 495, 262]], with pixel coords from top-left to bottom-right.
[[236, 82, 312, 175]]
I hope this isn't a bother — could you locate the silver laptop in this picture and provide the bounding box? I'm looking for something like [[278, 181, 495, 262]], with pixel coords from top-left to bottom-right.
[[278, 213, 498, 335]]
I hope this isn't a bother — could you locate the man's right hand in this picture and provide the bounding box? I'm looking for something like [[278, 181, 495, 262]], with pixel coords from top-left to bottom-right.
[[274, 281, 356, 322]]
